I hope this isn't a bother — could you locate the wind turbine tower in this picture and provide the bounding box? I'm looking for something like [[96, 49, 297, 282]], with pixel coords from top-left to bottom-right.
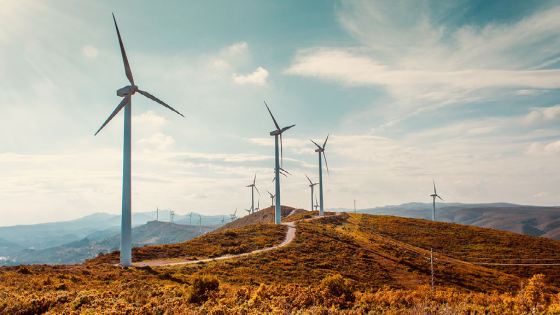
[[430, 180, 444, 221], [264, 102, 295, 224], [188, 212, 193, 226], [94, 14, 184, 266], [305, 174, 319, 211], [310, 135, 329, 216], [246, 173, 260, 214], [170, 210, 175, 224], [198, 214, 202, 232], [314, 196, 319, 211]]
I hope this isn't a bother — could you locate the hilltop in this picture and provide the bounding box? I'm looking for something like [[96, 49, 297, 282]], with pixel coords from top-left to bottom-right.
[[214, 205, 305, 232], [2, 210, 560, 313], [355, 203, 560, 240]]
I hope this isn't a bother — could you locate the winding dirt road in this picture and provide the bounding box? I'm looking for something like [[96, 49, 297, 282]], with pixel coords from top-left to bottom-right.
[[133, 213, 326, 267]]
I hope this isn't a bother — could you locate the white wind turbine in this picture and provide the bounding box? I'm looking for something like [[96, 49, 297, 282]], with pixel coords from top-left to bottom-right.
[[254, 200, 260, 212], [170, 210, 175, 224], [230, 208, 237, 221], [314, 196, 319, 211], [264, 101, 295, 224], [310, 135, 329, 216], [430, 180, 444, 221], [188, 212, 193, 225], [246, 173, 260, 214], [94, 14, 184, 266], [267, 190, 275, 207], [305, 174, 319, 211]]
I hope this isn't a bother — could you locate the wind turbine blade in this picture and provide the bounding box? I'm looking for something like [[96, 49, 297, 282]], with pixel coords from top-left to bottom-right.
[[323, 134, 329, 150], [254, 185, 260, 195], [437, 195, 444, 201], [280, 167, 291, 175], [310, 139, 322, 150], [305, 174, 313, 185], [264, 101, 280, 130], [323, 151, 330, 176], [95, 95, 131, 135], [433, 179, 436, 194], [253, 173, 257, 185], [281, 124, 295, 132], [137, 90, 184, 117], [112, 13, 134, 85], [267, 190, 273, 197]]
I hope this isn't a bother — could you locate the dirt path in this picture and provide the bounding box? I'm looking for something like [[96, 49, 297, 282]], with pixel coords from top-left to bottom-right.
[[133, 214, 330, 267]]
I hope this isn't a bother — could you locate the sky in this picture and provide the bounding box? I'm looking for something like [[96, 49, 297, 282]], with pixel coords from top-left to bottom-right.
[[1, 0, 560, 226]]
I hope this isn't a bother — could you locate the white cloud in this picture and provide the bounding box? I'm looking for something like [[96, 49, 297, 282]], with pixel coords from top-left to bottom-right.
[[285, 2, 560, 104], [83, 45, 98, 58], [233, 67, 269, 86], [228, 42, 248, 54], [189, 192, 208, 199], [132, 110, 168, 127], [526, 140, 560, 155], [137, 132, 175, 150], [515, 89, 548, 96], [522, 105, 560, 126]]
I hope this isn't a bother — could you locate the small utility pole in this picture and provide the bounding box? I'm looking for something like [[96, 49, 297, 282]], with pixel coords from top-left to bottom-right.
[[430, 248, 435, 291]]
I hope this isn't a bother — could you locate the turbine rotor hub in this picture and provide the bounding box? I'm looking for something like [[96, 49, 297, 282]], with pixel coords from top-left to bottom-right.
[[117, 85, 139, 97]]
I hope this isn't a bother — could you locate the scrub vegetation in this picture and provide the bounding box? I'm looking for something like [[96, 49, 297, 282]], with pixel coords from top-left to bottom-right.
[[2, 212, 560, 314]]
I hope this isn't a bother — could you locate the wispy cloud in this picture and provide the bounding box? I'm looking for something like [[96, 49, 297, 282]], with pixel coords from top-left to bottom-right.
[[522, 105, 560, 126]]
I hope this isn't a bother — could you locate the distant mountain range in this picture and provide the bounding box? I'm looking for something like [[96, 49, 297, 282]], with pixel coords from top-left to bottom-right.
[[332, 202, 560, 240], [0, 221, 219, 266], [0, 211, 226, 259]]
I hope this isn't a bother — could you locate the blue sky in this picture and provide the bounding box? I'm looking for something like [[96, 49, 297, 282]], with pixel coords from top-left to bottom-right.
[[1, 0, 560, 226]]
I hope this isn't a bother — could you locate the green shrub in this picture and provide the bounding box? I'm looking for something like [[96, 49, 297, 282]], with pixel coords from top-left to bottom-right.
[[186, 274, 220, 303]]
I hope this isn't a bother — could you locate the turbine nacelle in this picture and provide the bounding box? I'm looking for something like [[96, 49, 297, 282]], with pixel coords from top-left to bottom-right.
[[117, 85, 138, 97]]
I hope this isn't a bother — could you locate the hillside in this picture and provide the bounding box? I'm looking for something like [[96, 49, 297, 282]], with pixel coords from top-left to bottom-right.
[[214, 205, 304, 232], [358, 203, 560, 240], [3, 211, 560, 313], [2, 221, 217, 266]]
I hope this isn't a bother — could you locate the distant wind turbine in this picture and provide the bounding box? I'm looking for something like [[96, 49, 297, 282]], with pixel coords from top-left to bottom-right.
[[244, 208, 251, 215], [170, 210, 175, 224], [189, 212, 193, 226], [305, 174, 319, 211], [230, 208, 237, 221], [310, 135, 329, 216], [314, 196, 319, 211], [94, 14, 184, 266], [254, 200, 260, 212], [221, 215, 225, 224], [198, 214, 202, 232], [156, 206, 159, 221], [264, 101, 295, 224], [267, 190, 275, 207], [246, 173, 260, 214], [430, 180, 444, 221]]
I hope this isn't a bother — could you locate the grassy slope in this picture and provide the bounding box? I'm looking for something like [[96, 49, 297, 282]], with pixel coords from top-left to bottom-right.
[[3, 212, 560, 313], [214, 206, 299, 232], [88, 223, 287, 264]]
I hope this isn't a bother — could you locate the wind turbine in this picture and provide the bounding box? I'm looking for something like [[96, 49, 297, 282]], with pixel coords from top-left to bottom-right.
[[156, 206, 159, 221], [310, 135, 329, 216], [170, 210, 175, 224], [264, 101, 295, 224], [430, 180, 444, 221], [254, 200, 260, 212], [246, 173, 260, 214], [305, 174, 319, 211], [267, 190, 275, 207], [230, 208, 237, 221], [188, 212, 193, 226], [244, 208, 251, 215], [94, 14, 184, 266], [314, 196, 319, 211], [221, 215, 225, 224], [198, 214, 202, 232], [354, 199, 356, 213]]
